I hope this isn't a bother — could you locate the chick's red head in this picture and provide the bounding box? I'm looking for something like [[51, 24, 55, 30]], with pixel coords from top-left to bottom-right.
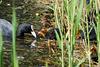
[[90, 46, 96, 53], [76, 32, 81, 39], [38, 29, 48, 36]]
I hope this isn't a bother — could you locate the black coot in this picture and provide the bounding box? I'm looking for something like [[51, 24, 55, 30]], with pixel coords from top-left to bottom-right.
[[0, 19, 36, 38]]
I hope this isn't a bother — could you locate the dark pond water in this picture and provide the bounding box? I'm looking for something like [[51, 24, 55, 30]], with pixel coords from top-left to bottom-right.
[[0, 0, 57, 67]]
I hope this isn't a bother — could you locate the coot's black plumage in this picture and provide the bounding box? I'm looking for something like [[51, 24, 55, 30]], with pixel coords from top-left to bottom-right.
[[77, 26, 96, 41], [0, 19, 12, 36], [17, 24, 34, 37], [0, 19, 36, 38]]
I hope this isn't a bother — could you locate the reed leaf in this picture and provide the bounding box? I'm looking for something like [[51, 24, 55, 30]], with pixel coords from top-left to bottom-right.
[[55, 30, 61, 50], [70, 0, 75, 23], [76, 54, 89, 67], [0, 28, 3, 67], [63, 0, 68, 15], [12, 0, 19, 67], [86, 0, 93, 14], [65, 40, 72, 67], [0, 0, 2, 4], [47, 6, 54, 11], [95, 0, 100, 64], [55, 0, 64, 67], [46, 61, 48, 67], [73, 0, 83, 53]]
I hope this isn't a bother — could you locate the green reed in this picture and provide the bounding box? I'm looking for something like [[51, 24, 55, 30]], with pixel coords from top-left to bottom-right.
[[0, 0, 2, 4], [0, 2, 3, 66], [55, 0, 64, 66], [85, 0, 100, 66], [66, 0, 83, 66], [0, 28, 3, 67], [84, 0, 93, 67], [12, 0, 19, 67], [54, 0, 83, 66], [54, 0, 98, 67], [95, 0, 100, 64]]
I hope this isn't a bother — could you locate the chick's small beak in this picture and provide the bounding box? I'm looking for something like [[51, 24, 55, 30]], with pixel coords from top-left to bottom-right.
[[38, 31, 43, 34], [31, 31, 36, 38], [38, 31, 45, 36]]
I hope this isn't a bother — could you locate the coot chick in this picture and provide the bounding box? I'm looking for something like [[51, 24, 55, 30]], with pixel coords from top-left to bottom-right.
[[90, 46, 98, 62], [38, 28, 61, 54], [0, 19, 36, 38], [38, 28, 60, 40], [77, 26, 96, 41]]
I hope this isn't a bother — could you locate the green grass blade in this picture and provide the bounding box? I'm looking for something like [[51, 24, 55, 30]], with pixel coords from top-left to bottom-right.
[[95, 0, 100, 64], [55, 0, 62, 38], [0, 0, 2, 4], [76, 54, 89, 67], [55, 0, 64, 66], [12, 1, 19, 67], [65, 40, 72, 67], [86, 0, 93, 14], [65, 40, 71, 57], [55, 30, 61, 50], [0, 28, 3, 67], [70, 0, 75, 23], [47, 6, 54, 11], [61, 1, 64, 32], [73, 0, 83, 51], [63, 0, 68, 15], [74, 0, 83, 39], [46, 61, 48, 67]]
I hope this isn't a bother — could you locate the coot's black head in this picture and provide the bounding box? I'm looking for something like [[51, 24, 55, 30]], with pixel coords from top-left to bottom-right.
[[17, 23, 36, 38]]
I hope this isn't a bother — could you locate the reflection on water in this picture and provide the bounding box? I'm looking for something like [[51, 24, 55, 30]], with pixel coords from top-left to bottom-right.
[[3, 34, 50, 66], [30, 40, 37, 48]]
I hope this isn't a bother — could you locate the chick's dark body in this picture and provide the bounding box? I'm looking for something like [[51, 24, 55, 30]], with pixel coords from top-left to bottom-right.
[[78, 26, 96, 41], [45, 28, 60, 40]]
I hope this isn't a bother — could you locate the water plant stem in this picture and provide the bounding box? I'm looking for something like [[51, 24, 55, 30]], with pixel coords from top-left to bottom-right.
[[12, 0, 19, 67], [0, 29, 3, 67]]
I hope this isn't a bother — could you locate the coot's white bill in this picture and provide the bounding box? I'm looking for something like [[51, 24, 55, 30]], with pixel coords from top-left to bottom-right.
[[31, 31, 36, 38], [31, 25, 36, 38]]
